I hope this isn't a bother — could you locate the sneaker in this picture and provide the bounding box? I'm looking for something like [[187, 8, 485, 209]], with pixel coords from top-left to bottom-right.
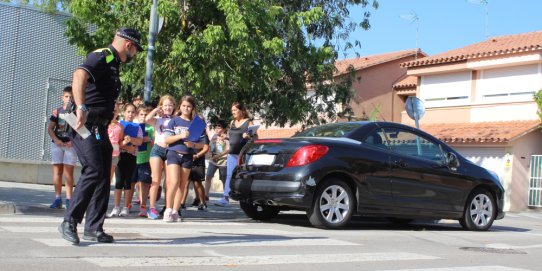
[[65, 199, 70, 210], [108, 207, 121, 217], [197, 203, 207, 211], [172, 210, 182, 222], [119, 207, 130, 217], [214, 197, 229, 207], [134, 199, 141, 205], [191, 199, 200, 207], [49, 198, 62, 209], [138, 207, 147, 217], [147, 207, 159, 220], [163, 208, 174, 222]]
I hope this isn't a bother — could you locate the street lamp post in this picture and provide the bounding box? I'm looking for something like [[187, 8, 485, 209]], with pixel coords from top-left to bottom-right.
[[144, 0, 158, 105]]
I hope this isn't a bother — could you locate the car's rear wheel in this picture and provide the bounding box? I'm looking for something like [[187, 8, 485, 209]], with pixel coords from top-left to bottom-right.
[[459, 188, 496, 231], [307, 178, 354, 229], [240, 202, 280, 221]]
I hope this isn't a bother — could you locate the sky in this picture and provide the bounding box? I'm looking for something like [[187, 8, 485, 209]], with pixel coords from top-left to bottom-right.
[[340, 0, 542, 59]]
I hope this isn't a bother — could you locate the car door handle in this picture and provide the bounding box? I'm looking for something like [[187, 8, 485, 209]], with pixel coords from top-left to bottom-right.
[[394, 160, 408, 168]]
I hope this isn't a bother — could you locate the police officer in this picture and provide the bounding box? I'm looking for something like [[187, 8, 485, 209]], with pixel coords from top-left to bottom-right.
[[59, 28, 143, 245]]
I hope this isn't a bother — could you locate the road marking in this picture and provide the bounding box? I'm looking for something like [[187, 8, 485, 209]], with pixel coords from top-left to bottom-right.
[[33, 237, 359, 247], [1, 226, 292, 236], [0, 216, 246, 225], [82, 252, 438, 267], [487, 243, 542, 250], [380, 266, 532, 271], [518, 213, 542, 220]]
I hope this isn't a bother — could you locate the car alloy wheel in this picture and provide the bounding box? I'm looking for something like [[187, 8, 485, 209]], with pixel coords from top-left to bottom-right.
[[459, 189, 496, 231], [308, 178, 354, 229]]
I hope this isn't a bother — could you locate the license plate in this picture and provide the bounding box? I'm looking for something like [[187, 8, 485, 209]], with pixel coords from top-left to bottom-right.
[[247, 154, 275, 166]]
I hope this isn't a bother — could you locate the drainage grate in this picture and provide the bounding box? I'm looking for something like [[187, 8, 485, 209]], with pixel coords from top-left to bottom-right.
[[460, 247, 527, 255]]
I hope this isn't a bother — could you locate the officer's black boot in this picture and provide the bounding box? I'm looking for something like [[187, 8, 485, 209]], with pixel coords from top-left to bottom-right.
[[82, 230, 114, 243], [58, 220, 79, 245]]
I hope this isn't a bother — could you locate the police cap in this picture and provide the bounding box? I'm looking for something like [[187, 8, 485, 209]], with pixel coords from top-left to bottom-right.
[[116, 27, 144, 52]]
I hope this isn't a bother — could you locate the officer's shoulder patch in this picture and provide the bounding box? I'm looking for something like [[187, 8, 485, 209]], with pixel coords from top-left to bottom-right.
[[92, 48, 114, 63]]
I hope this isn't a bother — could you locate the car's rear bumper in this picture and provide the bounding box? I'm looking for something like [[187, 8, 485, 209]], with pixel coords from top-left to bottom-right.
[[229, 177, 312, 209]]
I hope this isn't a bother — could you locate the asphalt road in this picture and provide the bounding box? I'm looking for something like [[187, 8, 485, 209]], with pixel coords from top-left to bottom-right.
[[1, 181, 541, 271]]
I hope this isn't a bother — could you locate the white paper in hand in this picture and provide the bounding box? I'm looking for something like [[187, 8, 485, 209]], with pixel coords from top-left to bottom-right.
[[246, 124, 260, 136], [64, 112, 91, 139]]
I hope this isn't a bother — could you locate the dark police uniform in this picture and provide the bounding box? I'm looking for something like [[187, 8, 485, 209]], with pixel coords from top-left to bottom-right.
[[63, 45, 120, 233]]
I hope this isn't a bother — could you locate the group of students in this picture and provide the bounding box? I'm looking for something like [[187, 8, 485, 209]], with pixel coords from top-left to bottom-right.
[[49, 89, 256, 223]]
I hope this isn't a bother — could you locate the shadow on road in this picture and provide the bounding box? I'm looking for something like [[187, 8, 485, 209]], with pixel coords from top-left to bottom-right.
[[252, 212, 530, 233]]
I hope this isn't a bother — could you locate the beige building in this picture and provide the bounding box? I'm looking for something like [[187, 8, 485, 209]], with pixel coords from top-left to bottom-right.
[[400, 30, 542, 211], [258, 49, 427, 138], [335, 49, 427, 122]]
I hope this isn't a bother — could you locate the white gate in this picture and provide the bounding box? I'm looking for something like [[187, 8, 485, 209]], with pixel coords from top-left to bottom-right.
[[529, 155, 542, 207]]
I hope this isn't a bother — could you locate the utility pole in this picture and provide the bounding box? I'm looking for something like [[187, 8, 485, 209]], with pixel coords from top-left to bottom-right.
[[144, 0, 158, 105]]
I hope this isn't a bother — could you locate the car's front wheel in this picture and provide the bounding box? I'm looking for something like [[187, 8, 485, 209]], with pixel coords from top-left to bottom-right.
[[307, 178, 354, 229], [459, 188, 496, 231], [240, 202, 280, 221]]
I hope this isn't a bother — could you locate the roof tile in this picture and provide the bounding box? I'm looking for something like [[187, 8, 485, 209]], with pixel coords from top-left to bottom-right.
[[335, 49, 424, 76], [418, 120, 541, 143], [402, 30, 542, 68], [393, 75, 417, 89]]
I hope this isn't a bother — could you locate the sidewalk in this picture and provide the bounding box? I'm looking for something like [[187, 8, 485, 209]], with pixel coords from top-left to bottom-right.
[[0, 181, 246, 220]]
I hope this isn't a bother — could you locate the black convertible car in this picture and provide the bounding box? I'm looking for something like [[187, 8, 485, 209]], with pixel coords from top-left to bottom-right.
[[230, 121, 505, 230]]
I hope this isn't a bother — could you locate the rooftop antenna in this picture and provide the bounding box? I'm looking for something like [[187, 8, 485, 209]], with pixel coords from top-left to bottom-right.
[[467, 0, 489, 38], [399, 11, 419, 60]]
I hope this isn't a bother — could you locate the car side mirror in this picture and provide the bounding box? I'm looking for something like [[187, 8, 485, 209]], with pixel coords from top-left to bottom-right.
[[446, 152, 460, 168]]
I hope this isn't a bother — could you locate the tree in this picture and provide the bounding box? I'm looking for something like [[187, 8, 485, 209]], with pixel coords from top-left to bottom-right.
[[535, 89, 542, 124], [37, 0, 379, 127]]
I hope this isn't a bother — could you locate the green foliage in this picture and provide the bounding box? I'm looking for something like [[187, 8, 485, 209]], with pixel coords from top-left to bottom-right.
[[40, 0, 378, 127], [535, 89, 542, 123]]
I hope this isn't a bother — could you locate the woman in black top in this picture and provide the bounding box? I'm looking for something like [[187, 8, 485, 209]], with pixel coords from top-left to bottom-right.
[[215, 102, 258, 206]]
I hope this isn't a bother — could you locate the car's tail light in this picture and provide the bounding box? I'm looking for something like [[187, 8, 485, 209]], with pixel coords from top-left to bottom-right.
[[286, 145, 328, 167]]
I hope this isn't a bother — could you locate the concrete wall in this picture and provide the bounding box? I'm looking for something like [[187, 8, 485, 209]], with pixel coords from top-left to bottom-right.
[[509, 130, 542, 211], [0, 160, 226, 193], [0, 160, 81, 185]]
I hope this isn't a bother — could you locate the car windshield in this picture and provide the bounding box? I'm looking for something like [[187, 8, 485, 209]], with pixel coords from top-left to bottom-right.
[[294, 123, 363, 138]]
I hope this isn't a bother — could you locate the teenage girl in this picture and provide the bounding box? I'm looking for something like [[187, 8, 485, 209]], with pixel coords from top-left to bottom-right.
[[144, 95, 176, 219], [163, 95, 203, 222]]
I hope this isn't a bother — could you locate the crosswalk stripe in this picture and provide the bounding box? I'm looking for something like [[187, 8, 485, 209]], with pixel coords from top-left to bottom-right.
[[379, 266, 532, 271], [518, 213, 542, 220], [33, 237, 359, 247], [81, 252, 439, 267], [0, 216, 246, 225], [1, 226, 293, 235]]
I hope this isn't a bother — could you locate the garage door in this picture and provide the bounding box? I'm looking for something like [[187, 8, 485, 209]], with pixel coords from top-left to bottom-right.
[[454, 147, 507, 184]]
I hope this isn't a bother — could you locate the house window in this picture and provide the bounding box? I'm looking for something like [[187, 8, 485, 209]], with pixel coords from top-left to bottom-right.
[[477, 64, 540, 103], [420, 71, 471, 108]]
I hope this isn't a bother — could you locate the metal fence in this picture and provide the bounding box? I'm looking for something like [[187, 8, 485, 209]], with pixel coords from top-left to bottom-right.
[[0, 3, 82, 163], [529, 155, 542, 208]]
